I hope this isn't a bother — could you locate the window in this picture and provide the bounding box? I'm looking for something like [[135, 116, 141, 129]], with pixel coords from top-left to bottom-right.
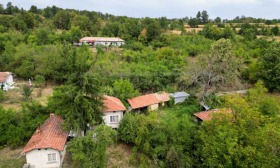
[[47, 153, 57, 163], [110, 115, 119, 123]]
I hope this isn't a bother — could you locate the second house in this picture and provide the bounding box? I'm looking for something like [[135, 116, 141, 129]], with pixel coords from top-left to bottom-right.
[[102, 95, 126, 129]]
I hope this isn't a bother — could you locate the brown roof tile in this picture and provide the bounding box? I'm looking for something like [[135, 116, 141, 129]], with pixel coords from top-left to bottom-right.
[[103, 95, 126, 112], [0, 72, 11, 83], [193, 108, 232, 121], [128, 94, 160, 109], [21, 114, 68, 154], [154, 92, 170, 102]]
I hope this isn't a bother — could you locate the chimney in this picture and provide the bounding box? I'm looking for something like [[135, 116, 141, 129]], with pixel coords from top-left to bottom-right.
[[50, 113, 55, 117]]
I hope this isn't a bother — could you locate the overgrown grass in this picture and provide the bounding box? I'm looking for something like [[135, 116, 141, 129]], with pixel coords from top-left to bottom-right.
[[0, 147, 25, 168]]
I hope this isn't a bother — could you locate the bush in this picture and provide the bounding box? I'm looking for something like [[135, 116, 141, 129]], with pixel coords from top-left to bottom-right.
[[0, 89, 6, 102]]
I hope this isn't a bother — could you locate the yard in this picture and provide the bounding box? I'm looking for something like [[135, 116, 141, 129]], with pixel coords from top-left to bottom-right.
[[0, 147, 25, 168]]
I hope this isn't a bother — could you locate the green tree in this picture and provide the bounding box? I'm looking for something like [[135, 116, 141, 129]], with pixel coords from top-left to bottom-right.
[[53, 10, 72, 30], [21, 84, 33, 101], [214, 17, 221, 24], [260, 42, 280, 92], [112, 79, 140, 105], [180, 39, 240, 100], [201, 10, 209, 24], [68, 125, 116, 168], [188, 18, 199, 28], [29, 5, 39, 14], [48, 46, 103, 136]]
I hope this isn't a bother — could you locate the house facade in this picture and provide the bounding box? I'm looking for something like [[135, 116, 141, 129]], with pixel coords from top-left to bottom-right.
[[0, 72, 14, 91], [79, 37, 125, 47], [128, 94, 160, 112], [21, 114, 68, 168], [102, 95, 126, 129], [169, 92, 190, 104]]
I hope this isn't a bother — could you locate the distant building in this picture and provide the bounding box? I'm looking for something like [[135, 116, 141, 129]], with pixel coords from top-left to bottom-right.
[[0, 72, 14, 91], [79, 37, 125, 47], [169, 92, 190, 104], [21, 114, 68, 168], [102, 95, 126, 129], [193, 108, 232, 122], [128, 94, 160, 112]]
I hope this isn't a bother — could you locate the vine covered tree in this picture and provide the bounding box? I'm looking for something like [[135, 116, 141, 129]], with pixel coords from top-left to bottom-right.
[[180, 39, 240, 100]]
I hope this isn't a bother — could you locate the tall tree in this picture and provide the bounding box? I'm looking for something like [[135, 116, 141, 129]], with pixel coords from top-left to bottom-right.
[[48, 45, 103, 136], [260, 42, 280, 92], [180, 39, 240, 100], [53, 10, 72, 30], [201, 10, 209, 24]]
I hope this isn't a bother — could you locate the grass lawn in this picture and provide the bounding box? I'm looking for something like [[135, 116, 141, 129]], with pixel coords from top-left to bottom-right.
[[0, 147, 25, 168]]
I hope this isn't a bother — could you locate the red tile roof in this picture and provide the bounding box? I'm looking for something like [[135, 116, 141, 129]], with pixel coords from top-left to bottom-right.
[[21, 114, 68, 154], [103, 95, 126, 112], [128, 94, 160, 109], [193, 108, 232, 121], [154, 92, 170, 102], [0, 72, 11, 83]]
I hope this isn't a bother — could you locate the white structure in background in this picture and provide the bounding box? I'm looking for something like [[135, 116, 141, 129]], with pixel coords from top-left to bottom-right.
[[169, 92, 190, 104], [79, 37, 125, 47], [0, 72, 14, 91], [21, 114, 68, 168], [102, 95, 126, 129]]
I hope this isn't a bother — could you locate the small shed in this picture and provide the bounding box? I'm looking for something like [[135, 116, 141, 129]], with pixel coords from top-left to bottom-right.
[[102, 95, 126, 129], [0, 72, 14, 91], [193, 108, 232, 122], [21, 114, 68, 168], [169, 92, 190, 104], [128, 94, 160, 112]]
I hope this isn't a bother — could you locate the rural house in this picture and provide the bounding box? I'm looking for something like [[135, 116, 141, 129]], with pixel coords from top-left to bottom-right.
[[128, 94, 160, 112], [79, 37, 125, 47], [102, 95, 126, 129], [193, 108, 232, 122], [0, 72, 14, 91], [21, 114, 68, 168], [169, 92, 190, 104]]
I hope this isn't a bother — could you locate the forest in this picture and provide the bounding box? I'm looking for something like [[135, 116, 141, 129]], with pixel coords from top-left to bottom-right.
[[0, 2, 280, 168]]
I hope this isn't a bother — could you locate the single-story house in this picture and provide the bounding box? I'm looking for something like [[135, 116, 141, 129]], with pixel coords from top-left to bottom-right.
[[154, 92, 170, 107], [102, 95, 126, 129], [169, 92, 190, 104], [0, 72, 14, 91], [21, 114, 68, 168], [193, 108, 232, 122], [79, 37, 125, 47], [128, 94, 160, 112]]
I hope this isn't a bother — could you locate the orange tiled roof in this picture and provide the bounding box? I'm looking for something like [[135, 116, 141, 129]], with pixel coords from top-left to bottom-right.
[[154, 92, 170, 102], [0, 72, 11, 83], [21, 114, 68, 154], [193, 108, 232, 121], [103, 95, 126, 112], [128, 94, 160, 109]]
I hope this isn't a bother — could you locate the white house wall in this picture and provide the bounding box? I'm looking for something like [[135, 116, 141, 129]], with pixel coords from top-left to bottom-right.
[[25, 148, 62, 168], [148, 104, 159, 111], [174, 97, 187, 104], [102, 111, 124, 128], [6, 74, 13, 83]]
